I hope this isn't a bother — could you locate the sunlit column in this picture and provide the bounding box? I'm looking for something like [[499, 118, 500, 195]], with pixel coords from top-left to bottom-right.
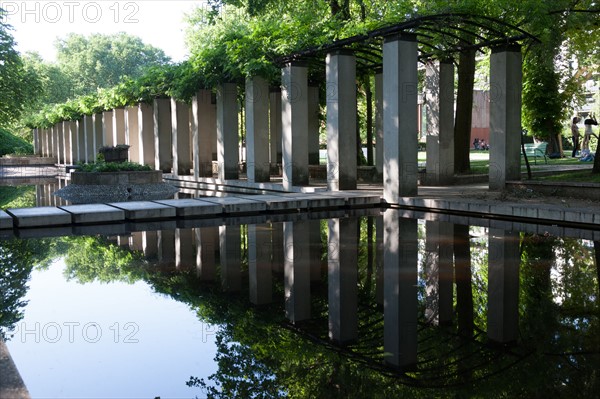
[[93, 113, 103, 156], [219, 225, 241, 292], [425, 60, 455, 185], [328, 218, 358, 344], [196, 226, 218, 281], [153, 98, 173, 172], [192, 89, 216, 178], [281, 62, 309, 190], [383, 210, 418, 368], [113, 107, 126, 145], [489, 45, 522, 190], [76, 119, 85, 162], [137, 103, 154, 167], [62, 121, 73, 165], [327, 50, 357, 191], [487, 229, 520, 343], [216, 83, 239, 180], [171, 99, 192, 175], [249, 223, 273, 305], [284, 220, 311, 323], [83, 115, 94, 163], [425, 220, 454, 325], [102, 110, 114, 147], [383, 34, 419, 202], [246, 76, 270, 182], [125, 106, 140, 163]]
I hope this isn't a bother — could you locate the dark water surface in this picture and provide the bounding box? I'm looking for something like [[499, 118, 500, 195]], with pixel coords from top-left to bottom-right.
[[1, 209, 599, 398]]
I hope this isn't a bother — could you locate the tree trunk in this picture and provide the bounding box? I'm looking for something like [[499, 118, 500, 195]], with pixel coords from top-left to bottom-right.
[[454, 49, 476, 173], [592, 146, 600, 173]]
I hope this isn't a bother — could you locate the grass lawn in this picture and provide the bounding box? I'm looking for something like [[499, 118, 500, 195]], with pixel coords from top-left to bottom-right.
[[535, 170, 600, 184]]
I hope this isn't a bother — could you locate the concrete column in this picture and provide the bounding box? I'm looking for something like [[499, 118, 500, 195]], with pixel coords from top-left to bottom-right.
[[102, 111, 114, 147], [383, 211, 418, 368], [33, 128, 40, 155], [219, 225, 241, 292], [216, 83, 239, 180], [284, 220, 311, 323], [153, 98, 173, 172], [383, 34, 419, 202], [47, 128, 54, 157], [308, 85, 320, 165], [425, 60, 455, 185], [281, 62, 309, 190], [83, 115, 94, 163], [76, 120, 85, 162], [327, 51, 357, 191], [125, 106, 140, 163], [192, 89, 216, 177], [93, 113, 103, 157], [246, 76, 271, 182], [137, 103, 154, 167], [55, 123, 64, 164], [269, 88, 283, 166], [328, 218, 358, 344], [249, 223, 272, 305], [113, 107, 126, 145], [489, 46, 522, 190], [196, 226, 218, 281], [176, 228, 195, 271], [171, 99, 192, 175], [142, 231, 158, 260], [62, 121, 73, 165], [425, 221, 454, 325], [487, 229, 520, 343]]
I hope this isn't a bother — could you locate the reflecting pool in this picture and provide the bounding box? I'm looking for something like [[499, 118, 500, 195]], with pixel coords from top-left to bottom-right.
[[1, 209, 599, 398]]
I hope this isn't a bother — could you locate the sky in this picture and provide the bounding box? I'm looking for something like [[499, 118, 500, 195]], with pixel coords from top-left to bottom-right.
[[1, 0, 210, 62]]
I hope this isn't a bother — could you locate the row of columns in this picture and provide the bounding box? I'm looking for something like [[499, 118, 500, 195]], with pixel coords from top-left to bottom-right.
[[33, 37, 522, 194], [98, 213, 520, 369]]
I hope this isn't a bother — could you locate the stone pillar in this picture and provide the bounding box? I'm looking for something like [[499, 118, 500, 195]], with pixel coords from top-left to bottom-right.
[[192, 89, 216, 178], [489, 45, 522, 190], [175, 228, 195, 271], [269, 88, 283, 166], [327, 51, 357, 191], [219, 225, 241, 292], [137, 103, 154, 167], [62, 121, 73, 165], [216, 83, 239, 180], [249, 223, 273, 305], [125, 106, 140, 163], [153, 98, 173, 172], [102, 111, 114, 147], [76, 120, 85, 162], [487, 229, 520, 343], [246, 76, 271, 182], [196, 226, 217, 281], [425, 60, 455, 185], [308, 85, 320, 165], [375, 69, 383, 175], [383, 211, 418, 368], [281, 62, 309, 190], [55, 123, 64, 164], [113, 107, 126, 145], [171, 99, 192, 175], [425, 221, 454, 325], [33, 128, 40, 155], [83, 115, 94, 163], [284, 220, 311, 323], [93, 113, 103, 157], [328, 218, 358, 344], [383, 34, 419, 202]]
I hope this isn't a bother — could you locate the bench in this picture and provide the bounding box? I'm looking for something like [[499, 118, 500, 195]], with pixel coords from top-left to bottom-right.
[[522, 142, 548, 164]]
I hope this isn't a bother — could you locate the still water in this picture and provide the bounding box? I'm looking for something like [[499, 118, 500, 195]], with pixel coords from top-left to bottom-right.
[[1, 209, 599, 398]]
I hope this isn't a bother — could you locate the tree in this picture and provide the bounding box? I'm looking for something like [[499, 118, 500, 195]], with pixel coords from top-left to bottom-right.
[[55, 32, 171, 97]]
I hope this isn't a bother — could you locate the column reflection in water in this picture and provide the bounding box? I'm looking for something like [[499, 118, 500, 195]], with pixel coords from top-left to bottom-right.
[[383, 211, 418, 368], [195, 226, 218, 281], [271, 223, 284, 273], [309, 219, 322, 281], [131, 232, 144, 252], [487, 229, 520, 343], [248, 224, 272, 305], [425, 221, 454, 325], [142, 231, 158, 261], [454, 224, 474, 338], [328, 218, 358, 344], [176, 228, 195, 271], [375, 215, 384, 306], [284, 220, 311, 323], [158, 230, 176, 269], [219, 225, 241, 292]]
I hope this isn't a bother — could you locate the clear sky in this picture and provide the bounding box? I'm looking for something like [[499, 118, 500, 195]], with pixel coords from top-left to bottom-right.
[[1, 0, 208, 62]]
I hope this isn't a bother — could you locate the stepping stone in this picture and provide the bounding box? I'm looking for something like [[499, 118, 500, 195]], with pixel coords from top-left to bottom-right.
[[153, 199, 222, 217], [6, 207, 71, 228], [233, 194, 306, 212], [107, 201, 176, 220], [0, 210, 13, 229], [197, 196, 267, 214], [59, 204, 125, 224]]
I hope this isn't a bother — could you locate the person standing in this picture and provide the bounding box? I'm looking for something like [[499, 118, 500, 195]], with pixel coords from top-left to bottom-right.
[[571, 116, 581, 157], [582, 114, 598, 151]]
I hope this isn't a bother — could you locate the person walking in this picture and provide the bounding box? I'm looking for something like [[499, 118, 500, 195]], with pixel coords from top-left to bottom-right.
[[582, 114, 598, 151], [571, 116, 581, 157]]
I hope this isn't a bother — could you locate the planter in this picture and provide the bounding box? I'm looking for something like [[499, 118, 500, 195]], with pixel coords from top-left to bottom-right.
[[98, 145, 130, 163]]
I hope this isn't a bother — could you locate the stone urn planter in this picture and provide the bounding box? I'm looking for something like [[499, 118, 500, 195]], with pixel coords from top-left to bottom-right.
[[99, 144, 130, 163]]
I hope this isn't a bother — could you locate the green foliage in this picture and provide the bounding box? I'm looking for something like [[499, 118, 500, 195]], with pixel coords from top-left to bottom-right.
[[0, 127, 33, 156], [78, 160, 153, 173], [0, 186, 36, 209]]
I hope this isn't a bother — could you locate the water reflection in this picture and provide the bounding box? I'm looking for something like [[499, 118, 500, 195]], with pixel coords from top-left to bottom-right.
[[1, 210, 599, 397]]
